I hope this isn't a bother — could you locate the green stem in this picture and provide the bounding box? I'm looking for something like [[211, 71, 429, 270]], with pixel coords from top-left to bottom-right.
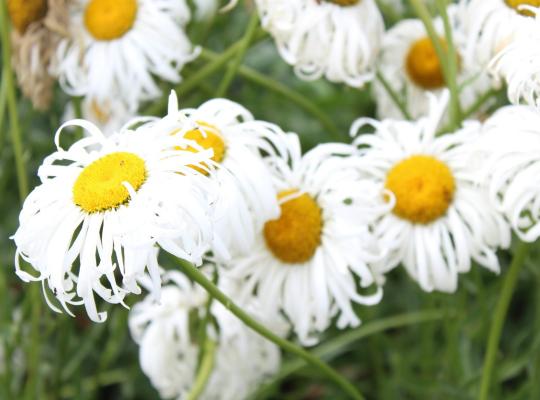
[[61, 308, 109, 380], [186, 339, 216, 400], [199, 49, 344, 141], [59, 368, 131, 398], [176, 258, 364, 400], [144, 31, 266, 116], [409, 0, 449, 80], [435, 0, 462, 127], [0, 69, 8, 149], [197, 268, 217, 357], [375, 71, 412, 120], [215, 11, 259, 97], [0, 261, 14, 399], [252, 310, 445, 399], [0, 0, 29, 200], [438, 88, 499, 135], [0, 4, 41, 400], [409, 0, 461, 129], [478, 241, 530, 400], [462, 88, 498, 119]]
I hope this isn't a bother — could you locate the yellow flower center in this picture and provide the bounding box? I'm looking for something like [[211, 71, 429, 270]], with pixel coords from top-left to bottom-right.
[[263, 190, 323, 264], [406, 36, 450, 90], [184, 122, 226, 163], [7, 0, 48, 34], [177, 122, 226, 174], [324, 0, 361, 5], [73, 152, 147, 213], [505, 0, 540, 16], [385, 155, 455, 224], [84, 0, 138, 41]]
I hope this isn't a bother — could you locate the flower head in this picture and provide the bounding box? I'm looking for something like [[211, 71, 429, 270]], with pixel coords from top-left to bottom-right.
[[373, 7, 491, 120], [226, 124, 386, 345], [173, 97, 281, 258], [489, 7, 540, 108], [481, 105, 540, 242], [54, 0, 197, 113], [460, 0, 539, 69], [352, 92, 510, 292], [13, 114, 218, 321], [129, 270, 283, 400], [255, 0, 384, 87]]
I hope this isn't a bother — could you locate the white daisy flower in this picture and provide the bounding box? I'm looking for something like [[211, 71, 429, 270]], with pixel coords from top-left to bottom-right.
[[460, 0, 539, 69], [174, 97, 280, 258], [129, 270, 283, 400], [489, 7, 540, 108], [373, 7, 491, 120], [351, 92, 511, 293], [133, 92, 280, 259], [54, 0, 197, 112], [226, 126, 386, 345], [481, 105, 540, 242], [12, 117, 218, 322], [255, 0, 384, 87]]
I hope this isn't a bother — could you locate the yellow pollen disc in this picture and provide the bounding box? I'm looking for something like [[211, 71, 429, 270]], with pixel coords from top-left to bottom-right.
[[184, 122, 226, 163], [385, 155, 455, 224], [7, 0, 48, 34], [505, 0, 540, 16], [263, 190, 323, 264], [324, 0, 361, 6], [73, 152, 147, 213], [84, 0, 138, 41], [406, 36, 449, 90], [178, 121, 226, 175]]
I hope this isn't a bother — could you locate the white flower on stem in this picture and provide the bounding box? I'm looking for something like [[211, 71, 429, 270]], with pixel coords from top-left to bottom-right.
[[460, 0, 539, 69], [138, 93, 280, 259], [226, 125, 386, 346], [480, 105, 540, 242], [373, 6, 491, 120], [255, 0, 384, 87], [489, 6, 540, 108], [54, 0, 197, 112], [129, 270, 283, 400], [12, 117, 217, 322], [352, 91, 510, 292]]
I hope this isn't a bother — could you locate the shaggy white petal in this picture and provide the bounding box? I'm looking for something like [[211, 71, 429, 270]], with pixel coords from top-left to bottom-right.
[[490, 7, 540, 108], [373, 6, 491, 120], [351, 91, 510, 292], [225, 126, 387, 346], [479, 105, 540, 242], [129, 270, 283, 400], [143, 94, 281, 259], [255, 0, 384, 87], [12, 115, 218, 322], [54, 0, 197, 112], [460, 0, 537, 70]]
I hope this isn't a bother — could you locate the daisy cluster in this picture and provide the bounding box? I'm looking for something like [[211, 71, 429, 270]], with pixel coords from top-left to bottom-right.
[[9, 0, 540, 399]]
